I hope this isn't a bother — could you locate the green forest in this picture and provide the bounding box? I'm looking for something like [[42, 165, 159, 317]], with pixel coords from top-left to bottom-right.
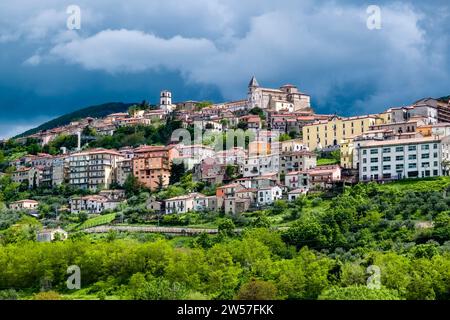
[[1, 176, 450, 300]]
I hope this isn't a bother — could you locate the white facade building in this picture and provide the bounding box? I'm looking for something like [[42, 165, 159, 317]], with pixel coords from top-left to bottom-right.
[[243, 154, 280, 178], [257, 186, 283, 206], [358, 136, 450, 181]]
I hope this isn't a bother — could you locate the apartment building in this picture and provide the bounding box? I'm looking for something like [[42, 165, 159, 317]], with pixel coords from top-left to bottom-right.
[[388, 101, 438, 125], [302, 115, 379, 150], [12, 166, 43, 188], [193, 160, 227, 185], [41, 157, 68, 187], [357, 136, 450, 182], [133, 145, 178, 191], [248, 140, 271, 156], [285, 171, 309, 190], [369, 119, 424, 135], [308, 165, 342, 189], [214, 147, 247, 166], [117, 158, 132, 186], [173, 144, 215, 170], [279, 150, 316, 174], [68, 149, 124, 190], [243, 154, 280, 178]]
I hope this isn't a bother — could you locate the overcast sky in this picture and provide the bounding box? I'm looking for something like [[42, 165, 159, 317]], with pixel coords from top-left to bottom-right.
[[0, 0, 449, 139]]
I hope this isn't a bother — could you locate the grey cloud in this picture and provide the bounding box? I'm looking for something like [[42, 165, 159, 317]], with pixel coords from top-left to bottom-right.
[[0, 0, 449, 138]]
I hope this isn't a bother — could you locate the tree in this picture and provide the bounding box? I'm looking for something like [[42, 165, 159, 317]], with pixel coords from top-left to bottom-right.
[[249, 107, 265, 120], [169, 162, 185, 185], [319, 285, 401, 300], [237, 121, 248, 131], [236, 279, 278, 300], [252, 215, 271, 228], [124, 175, 145, 197], [195, 101, 213, 110], [156, 175, 165, 192], [0, 289, 18, 300], [78, 211, 88, 223], [128, 273, 187, 300], [218, 218, 235, 237], [278, 134, 291, 142], [225, 165, 238, 180], [82, 126, 97, 137]]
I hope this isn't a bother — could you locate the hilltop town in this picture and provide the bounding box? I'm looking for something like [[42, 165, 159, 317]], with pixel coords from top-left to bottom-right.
[[1, 77, 450, 223], [2, 77, 450, 301]]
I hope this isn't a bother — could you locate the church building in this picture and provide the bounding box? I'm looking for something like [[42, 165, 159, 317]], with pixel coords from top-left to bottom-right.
[[247, 76, 313, 113]]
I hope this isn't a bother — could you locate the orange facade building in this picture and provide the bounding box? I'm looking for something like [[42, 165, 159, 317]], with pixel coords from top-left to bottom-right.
[[132, 145, 179, 190]]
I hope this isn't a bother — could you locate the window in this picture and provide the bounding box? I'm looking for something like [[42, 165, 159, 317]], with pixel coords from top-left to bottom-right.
[[434, 152, 438, 158], [371, 158, 378, 163], [363, 167, 367, 172], [409, 154, 417, 160], [434, 144, 438, 149], [396, 156, 404, 161], [371, 166, 379, 171], [383, 156, 391, 162], [434, 161, 438, 167], [363, 150, 367, 155], [396, 164, 404, 170], [363, 158, 367, 164], [421, 144, 430, 150], [395, 146, 404, 152], [383, 147, 391, 153], [421, 162, 430, 168], [421, 154, 430, 159], [408, 145, 416, 151], [383, 165, 391, 171], [370, 149, 378, 154], [408, 163, 417, 169]]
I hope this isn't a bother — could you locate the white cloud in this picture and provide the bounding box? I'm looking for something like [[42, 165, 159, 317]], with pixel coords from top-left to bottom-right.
[[2, 0, 450, 115], [23, 54, 42, 66], [50, 29, 218, 73]]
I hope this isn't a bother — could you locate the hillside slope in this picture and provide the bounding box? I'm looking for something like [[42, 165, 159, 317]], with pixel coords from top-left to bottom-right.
[[16, 102, 136, 138]]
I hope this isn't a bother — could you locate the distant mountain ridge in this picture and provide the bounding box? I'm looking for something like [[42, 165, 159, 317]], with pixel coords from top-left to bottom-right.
[[16, 102, 136, 138]]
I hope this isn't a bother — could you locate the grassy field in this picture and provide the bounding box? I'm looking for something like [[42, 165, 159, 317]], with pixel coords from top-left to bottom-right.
[[377, 176, 450, 192], [68, 213, 117, 231], [317, 158, 340, 166]]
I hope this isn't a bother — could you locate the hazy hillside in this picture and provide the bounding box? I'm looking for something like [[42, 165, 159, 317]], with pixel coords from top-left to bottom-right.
[[16, 102, 136, 138]]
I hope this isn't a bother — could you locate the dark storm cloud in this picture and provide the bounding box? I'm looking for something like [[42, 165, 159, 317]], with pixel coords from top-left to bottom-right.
[[0, 0, 449, 138]]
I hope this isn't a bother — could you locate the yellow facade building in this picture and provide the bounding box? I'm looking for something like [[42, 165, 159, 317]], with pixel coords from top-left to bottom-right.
[[302, 115, 380, 151], [340, 138, 355, 169]]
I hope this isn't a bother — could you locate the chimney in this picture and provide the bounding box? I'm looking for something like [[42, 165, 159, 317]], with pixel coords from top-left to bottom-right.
[[77, 131, 81, 151]]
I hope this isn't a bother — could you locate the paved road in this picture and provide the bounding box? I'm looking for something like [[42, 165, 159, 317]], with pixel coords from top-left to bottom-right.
[[84, 225, 220, 235], [83, 225, 289, 235]]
